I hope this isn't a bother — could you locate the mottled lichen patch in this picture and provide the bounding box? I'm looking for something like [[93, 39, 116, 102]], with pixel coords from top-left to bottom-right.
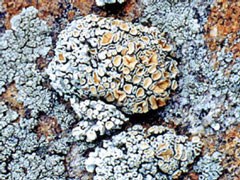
[[194, 152, 223, 180], [204, 0, 240, 59], [85, 125, 202, 179], [66, 143, 96, 179], [47, 14, 178, 115]]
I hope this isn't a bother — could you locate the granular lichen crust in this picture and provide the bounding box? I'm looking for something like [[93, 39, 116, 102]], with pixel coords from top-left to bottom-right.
[[85, 125, 203, 179], [47, 14, 178, 115], [71, 99, 129, 142], [0, 7, 92, 179], [194, 152, 223, 180], [0, 6, 53, 117]]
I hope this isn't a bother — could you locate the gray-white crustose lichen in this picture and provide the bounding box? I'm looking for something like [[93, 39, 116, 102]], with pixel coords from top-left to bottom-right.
[[0, 6, 53, 117], [47, 14, 178, 115], [71, 99, 129, 142], [193, 152, 224, 180], [16, 67, 55, 117], [0, 101, 68, 179], [96, 0, 126, 7], [140, 0, 240, 135], [85, 125, 203, 179], [1, 2, 234, 179], [0, 7, 80, 179]]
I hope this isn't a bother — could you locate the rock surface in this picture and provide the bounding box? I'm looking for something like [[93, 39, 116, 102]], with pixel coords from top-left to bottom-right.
[[0, 0, 239, 179]]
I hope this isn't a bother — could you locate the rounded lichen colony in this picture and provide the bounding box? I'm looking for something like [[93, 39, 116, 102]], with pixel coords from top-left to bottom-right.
[[47, 14, 178, 114]]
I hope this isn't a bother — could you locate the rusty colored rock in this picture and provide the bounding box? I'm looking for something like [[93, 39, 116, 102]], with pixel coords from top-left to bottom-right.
[[36, 115, 62, 141], [201, 124, 240, 180], [204, 0, 240, 59], [0, 83, 25, 117], [187, 172, 199, 180], [218, 124, 240, 179], [3, 0, 66, 28], [67, 10, 76, 21], [71, 0, 95, 16]]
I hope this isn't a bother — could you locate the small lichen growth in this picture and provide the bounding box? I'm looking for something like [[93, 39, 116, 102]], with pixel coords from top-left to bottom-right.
[[72, 99, 129, 142]]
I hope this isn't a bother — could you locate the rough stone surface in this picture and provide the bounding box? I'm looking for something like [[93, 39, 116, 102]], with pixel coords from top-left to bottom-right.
[[0, 0, 239, 179], [204, 0, 239, 59], [2, 0, 67, 29]]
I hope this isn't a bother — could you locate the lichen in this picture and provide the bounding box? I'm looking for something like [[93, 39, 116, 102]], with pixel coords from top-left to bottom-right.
[[47, 14, 178, 115], [0, 7, 84, 179], [0, 6, 52, 118], [0, 101, 67, 179], [72, 99, 129, 142], [194, 152, 223, 180], [86, 125, 203, 179], [1, 1, 238, 179], [140, 0, 240, 136]]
